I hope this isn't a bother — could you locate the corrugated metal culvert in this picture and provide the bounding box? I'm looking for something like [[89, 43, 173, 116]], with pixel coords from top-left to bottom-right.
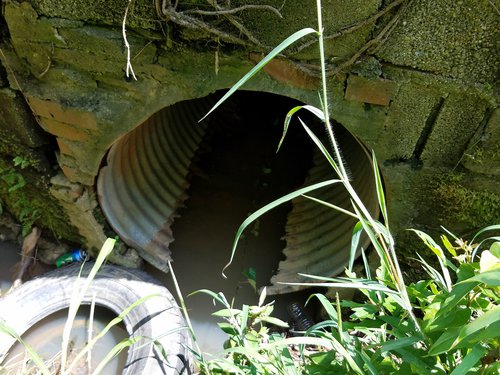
[[97, 92, 379, 294]]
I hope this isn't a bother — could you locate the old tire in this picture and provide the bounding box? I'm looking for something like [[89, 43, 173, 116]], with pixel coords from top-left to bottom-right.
[[0, 263, 192, 374]]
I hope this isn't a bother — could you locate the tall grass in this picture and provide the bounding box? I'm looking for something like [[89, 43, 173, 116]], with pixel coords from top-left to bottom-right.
[[194, 0, 500, 373]]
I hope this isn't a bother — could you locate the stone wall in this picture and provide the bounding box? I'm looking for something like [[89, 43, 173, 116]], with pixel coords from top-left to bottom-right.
[[0, 0, 498, 271]]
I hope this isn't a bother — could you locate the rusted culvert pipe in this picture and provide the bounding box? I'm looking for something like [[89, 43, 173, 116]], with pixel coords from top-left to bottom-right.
[[97, 93, 379, 294]]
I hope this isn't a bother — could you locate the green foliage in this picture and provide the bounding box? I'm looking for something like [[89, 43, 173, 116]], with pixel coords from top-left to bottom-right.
[[0, 156, 40, 236], [194, 288, 308, 374], [195, 231, 500, 374], [192, 0, 500, 373], [434, 173, 500, 229]]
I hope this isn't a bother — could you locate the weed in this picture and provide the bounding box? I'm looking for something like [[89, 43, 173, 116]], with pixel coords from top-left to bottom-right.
[[0, 157, 40, 236], [190, 0, 500, 373]]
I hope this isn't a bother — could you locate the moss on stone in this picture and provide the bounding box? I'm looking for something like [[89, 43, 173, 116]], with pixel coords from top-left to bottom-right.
[[384, 82, 443, 160], [377, 0, 499, 85], [30, 0, 158, 30], [433, 172, 500, 229], [0, 158, 81, 241], [421, 93, 489, 167], [462, 108, 500, 175]]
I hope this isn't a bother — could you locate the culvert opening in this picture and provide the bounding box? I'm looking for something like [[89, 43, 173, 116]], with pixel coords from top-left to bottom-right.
[[97, 91, 380, 297]]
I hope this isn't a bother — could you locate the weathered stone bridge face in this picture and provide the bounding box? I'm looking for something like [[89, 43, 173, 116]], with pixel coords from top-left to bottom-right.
[[0, 0, 498, 283]]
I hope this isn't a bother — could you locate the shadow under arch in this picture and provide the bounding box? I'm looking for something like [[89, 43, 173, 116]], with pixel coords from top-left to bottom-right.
[[97, 90, 379, 295]]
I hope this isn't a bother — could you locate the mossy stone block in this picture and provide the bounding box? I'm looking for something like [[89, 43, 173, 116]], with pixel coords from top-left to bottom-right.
[[384, 82, 443, 160], [463, 108, 500, 175], [0, 89, 47, 149], [377, 0, 499, 84], [30, 0, 158, 29], [421, 94, 489, 167]]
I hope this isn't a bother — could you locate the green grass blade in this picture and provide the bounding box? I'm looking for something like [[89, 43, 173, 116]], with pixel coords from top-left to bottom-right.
[[92, 336, 142, 375], [291, 275, 403, 303], [61, 238, 116, 373], [471, 224, 500, 244], [299, 119, 342, 177], [415, 253, 447, 291], [66, 294, 159, 374], [449, 344, 487, 375], [200, 28, 318, 122], [278, 105, 324, 152], [472, 236, 500, 260], [393, 347, 436, 374], [370, 336, 420, 353], [301, 194, 357, 218], [190, 289, 231, 308], [371, 151, 388, 228], [350, 221, 363, 271], [240, 304, 249, 338], [361, 247, 372, 280], [358, 349, 379, 375], [0, 319, 51, 375], [224, 179, 341, 277], [411, 229, 452, 291], [308, 293, 338, 323], [351, 205, 392, 280]]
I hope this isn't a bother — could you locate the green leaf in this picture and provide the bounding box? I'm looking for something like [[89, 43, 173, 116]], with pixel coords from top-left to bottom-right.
[[212, 308, 242, 318], [308, 293, 338, 323], [480, 249, 500, 272], [61, 238, 116, 371], [429, 305, 500, 355], [431, 280, 479, 321], [299, 119, 342, 177], [301, 194, 357, 219], [489, 241, 500, 257], [190, 289, 230, 308], [423, 307, 471, 333], [472, 236, 500, 260], [455, 305, 500, 346], [240, 304, 249, 338], [200, 28, 318, 122], [393, 347, 438, 374], [449, 344, 487, 375], [411, 229, 452, 290], [441, 234, 457, 257], [258, 286, 267, 307], [218, 322, 238, 336], [349, 222, 363, 272], [416, 253, 447, 291], [261, 316, 289, 328], [92, 336, 142, 375], [471, 224, 500, 244], [371, 335, 420, 353], [0, 319, 51, 375], [371, 151, 388, 228], [224, 179, 341, 277], [278, 105, 324, 152], [468, 268, 500, 286]]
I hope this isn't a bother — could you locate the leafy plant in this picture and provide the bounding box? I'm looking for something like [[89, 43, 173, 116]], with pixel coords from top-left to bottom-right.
[[0, 156, 40, 236], [192, 0, 500, 373]]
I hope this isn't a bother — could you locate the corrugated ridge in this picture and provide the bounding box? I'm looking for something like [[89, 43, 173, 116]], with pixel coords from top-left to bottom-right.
[[97, 98, 212, 271], [268, 126, 379, 294]]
